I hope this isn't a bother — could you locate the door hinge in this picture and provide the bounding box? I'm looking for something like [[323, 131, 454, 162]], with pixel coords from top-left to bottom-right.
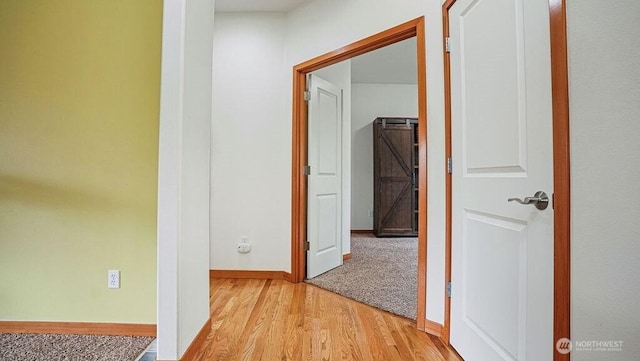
[[446, 281, 452, 298], [304, 241, 310, 251], [445, 37, 451, 53], [303, 165, 311, 176], [447, 157, 453, 174], [304, 90, 311, 101]]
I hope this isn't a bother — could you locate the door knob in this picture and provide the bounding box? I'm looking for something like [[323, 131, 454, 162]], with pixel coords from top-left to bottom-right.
[[508, 191, 549, 210]]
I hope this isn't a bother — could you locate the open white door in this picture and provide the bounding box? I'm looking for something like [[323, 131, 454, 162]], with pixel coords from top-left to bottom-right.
[[449, 0, 554, 360], [307, 74, 343, 279]]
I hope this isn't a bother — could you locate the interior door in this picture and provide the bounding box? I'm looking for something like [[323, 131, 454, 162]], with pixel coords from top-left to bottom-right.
[[307, 74, 343, 279], [449, 0, 554, 360]]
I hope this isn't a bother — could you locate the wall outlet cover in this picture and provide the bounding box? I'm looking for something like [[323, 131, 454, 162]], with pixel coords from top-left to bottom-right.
[[108, 270, 120, 289], [237, 243, 251, 253]]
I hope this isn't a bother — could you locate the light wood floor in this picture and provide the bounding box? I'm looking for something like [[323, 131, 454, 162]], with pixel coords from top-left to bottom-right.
[[193, 278, 461, 361]]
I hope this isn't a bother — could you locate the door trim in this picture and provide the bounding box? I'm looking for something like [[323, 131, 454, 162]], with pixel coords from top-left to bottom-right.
[[441, 0, 571, 359], [290, 17, 430, 331]]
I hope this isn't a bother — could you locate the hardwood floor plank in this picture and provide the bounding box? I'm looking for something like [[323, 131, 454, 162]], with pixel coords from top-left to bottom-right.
[[234, 280, 280, 361], [358, 304, 398, 361], [195, 278, 461, 361], [429, 333, 463, 361], [383, 313, 419, 361], [316, 287, 335, 361], [301, 286, 317, 361], [260, 281, 292, 361], [373, 312, 395, 347], [282, 283, 307, 361], [336, 294, 365, 361], [204, 279, 265, 360], [350, 303, 374, 361]]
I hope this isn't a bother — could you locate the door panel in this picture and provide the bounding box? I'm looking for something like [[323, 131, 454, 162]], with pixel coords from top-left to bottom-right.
[[463, 211, 527, 360], [461, 0, 527, 175], [307, 74, 343, 279], [316, 194, 339, 252], [317, 89, 339, 175], [379, 129, 413, 177], [379, 180, 412, 230], [450, 0, 554, 360]]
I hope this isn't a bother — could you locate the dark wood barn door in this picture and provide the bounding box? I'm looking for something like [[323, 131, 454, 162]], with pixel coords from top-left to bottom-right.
[[373, 118, 419, 237]]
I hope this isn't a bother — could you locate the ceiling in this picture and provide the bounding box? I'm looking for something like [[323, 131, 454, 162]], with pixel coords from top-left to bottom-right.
[[351, 38, 417, 84], [215, 0, 311, 12]]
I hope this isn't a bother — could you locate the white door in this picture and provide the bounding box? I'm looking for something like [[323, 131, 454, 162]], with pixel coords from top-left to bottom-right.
[[449, 0, 554, 360], [307, 74, 343, 279]]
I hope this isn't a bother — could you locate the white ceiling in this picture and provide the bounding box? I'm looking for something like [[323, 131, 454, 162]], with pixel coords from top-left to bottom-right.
[[351, 38, 418, 85], [215, 0, 310, 12]]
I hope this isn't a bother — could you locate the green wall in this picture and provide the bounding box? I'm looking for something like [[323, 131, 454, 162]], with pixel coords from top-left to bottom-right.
[[0, 0, 161, 323]]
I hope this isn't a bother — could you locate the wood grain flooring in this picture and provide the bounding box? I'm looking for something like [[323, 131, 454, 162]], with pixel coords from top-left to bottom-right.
[[192, 278, 461, 361]]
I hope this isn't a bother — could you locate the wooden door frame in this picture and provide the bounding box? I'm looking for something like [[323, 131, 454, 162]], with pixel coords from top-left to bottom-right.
[[290, 17, 430, 331], [441, 1, 571, 360]]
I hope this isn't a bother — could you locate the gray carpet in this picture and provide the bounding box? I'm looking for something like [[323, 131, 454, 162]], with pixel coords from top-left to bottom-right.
[[0, 333, 155, 361], [306, 235, 418, 320]]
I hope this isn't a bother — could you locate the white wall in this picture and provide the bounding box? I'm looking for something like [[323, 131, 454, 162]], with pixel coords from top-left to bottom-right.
[[210, 13, 290, 271], [286, 0, 448, 324], [351, 83, 418, 230], [157, 0, 214, 359], [568, 1, 640, 359], [313, 61, 352, 255]]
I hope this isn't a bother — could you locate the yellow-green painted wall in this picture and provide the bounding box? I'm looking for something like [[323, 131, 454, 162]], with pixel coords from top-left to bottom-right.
[[0, 0, 161, 323]]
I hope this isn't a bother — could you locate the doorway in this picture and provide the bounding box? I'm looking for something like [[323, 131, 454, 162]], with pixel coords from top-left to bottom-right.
[[290, 17, 430, 331], [305, 39, 420, 320]]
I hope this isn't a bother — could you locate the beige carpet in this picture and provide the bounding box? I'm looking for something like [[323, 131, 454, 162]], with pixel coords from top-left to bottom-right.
[[0, 333, 154, 361], [306, 235, 418, 320]]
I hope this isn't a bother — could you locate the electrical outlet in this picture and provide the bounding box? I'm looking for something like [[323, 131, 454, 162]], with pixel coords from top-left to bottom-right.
[[238, 236, 251, 253], [368, 210, 373, 217], [237, 243, 251, 253], [108, 270, 120, 289]]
